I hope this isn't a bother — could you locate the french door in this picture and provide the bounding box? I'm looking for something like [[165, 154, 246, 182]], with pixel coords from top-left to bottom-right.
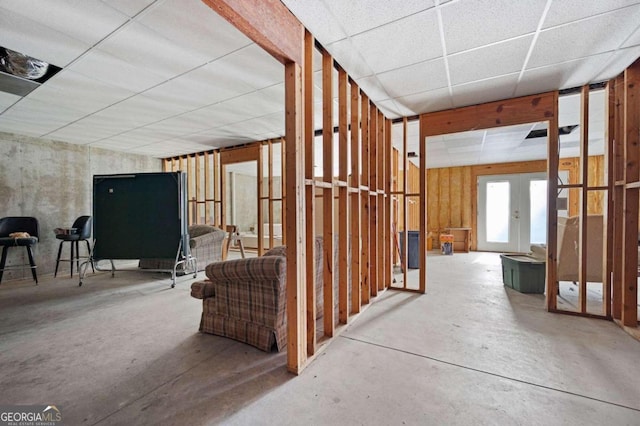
[[477, 172, 548, 252]]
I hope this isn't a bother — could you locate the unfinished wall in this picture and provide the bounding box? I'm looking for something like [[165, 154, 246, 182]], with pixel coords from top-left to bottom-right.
[[0, 132, 161, 282]]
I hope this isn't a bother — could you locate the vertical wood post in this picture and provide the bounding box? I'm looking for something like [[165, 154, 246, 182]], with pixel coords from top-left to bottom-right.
[[285, 61, 307, 374], [546, 92, 560, 311], [322, 49, 335, 336]]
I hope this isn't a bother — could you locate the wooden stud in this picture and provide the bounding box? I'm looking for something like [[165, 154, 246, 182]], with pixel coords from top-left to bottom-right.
[[369, 104, 378, 298], [603, 79, 615, 318], [378, 110, 385, 292], [257, 144, 264, 256], [546, 92, 560, 311], [385, 118, 393, 289], [268, 142, 274, 249], [338, 68, 349, 324], [419, 111, 427, 294], [402, 117, 409, 289], [303, 32, 316, 356], [578, 85, 589, 313], [612, 75, 625, 320], [361, 93, 370, 305], [350, 81, 361, 314], [322, 49, 334, 336], [187, 155, 195, 225], [204, 151, 211, 224], [284, 61, 307, 375], [622, 59, 640, 327]]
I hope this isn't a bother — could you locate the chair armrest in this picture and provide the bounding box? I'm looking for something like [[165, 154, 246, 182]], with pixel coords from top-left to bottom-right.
[[191, 280, 215, 299], [205, 256, 286, 282], [190, 230, 225, 249]]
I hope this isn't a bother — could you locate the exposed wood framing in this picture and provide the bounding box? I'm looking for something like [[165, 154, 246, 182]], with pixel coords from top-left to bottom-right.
[[622, 60, 640, 327], [578, 85, 589, 313], [303, 31, 316, 356], [419, 110, 427, 294], [612, 75, 625, 320], [338, 67, 349, 324], [402, 118, 409, 288], [350, 80, 361, 314], [322, 49, 334, 337], [284, 61, 307, 374], [361, 93, 370, 304], [604, 79, 615, 318], [385, 118, 392, 289], [546, 92, 560, 311], [201, 0, 303, 64], [369, 104, 378, 298]]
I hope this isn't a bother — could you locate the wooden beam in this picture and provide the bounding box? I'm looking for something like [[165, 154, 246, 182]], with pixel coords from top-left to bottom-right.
[[257, 144, 264, 255], [419, 110, 427, 294], [603, 79, 615, 318], [322, 49, 334, 337], [421, 92, 556, 137], [546, 91, 560, 311], [369, 103, 378, 298], [402, 117, 409, 288], [622, 59, 640, 327], [385, 118, 392, 289], [612, 75, 625, 320], [377, 109, 385, 292], [268, 142, 275, 249], [201, 0, 303, 64], [338, 67, 349, 324], [303, 31, 316, 356], [578, 85, 589, 313], [284, 61, 307, 374], [204, 151, 211, 224], [350, 81, 361, 314], [361, 93, 370, 305]]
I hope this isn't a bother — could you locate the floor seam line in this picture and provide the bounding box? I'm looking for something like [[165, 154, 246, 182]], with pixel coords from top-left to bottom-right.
[[340, 335, 640, 413]]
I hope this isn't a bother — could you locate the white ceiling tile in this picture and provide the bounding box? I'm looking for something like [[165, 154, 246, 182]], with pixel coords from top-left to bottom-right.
[[452, 73, 519, 108], [322, 0, 435, 37], [220, 84, 284, 118], [376, 59, 448, 98], [593, 45, 640, 81], [1, 0, 129, 46], [137, 0, 253, 60], [47, 119, 125, 142], [26, 70, 135, 114], [516, 53, 613, 97], [68, 48, 167, 92], [623, 24, 640, 48], [441, 0, 546, 54], [93, 94, 188, 128], [47, 126, 102, 144], [213, 44, 283, 90], [352, 76, 390, 102], [2, 98, 86, 129], [375, 100, 410, 119], [448, 35, 533, 85], [0, 7, 90, 66], [280, 0, 348, 45], [98, 22, 209, 80], [543, 0, 640, 29], [326, 39, 374, 79], [394, 87, 453, 115], [528, 6, 640, 69], [100, 0, 156, 17], [0, 117, 51, 136], [0, 91, 20, 110], [350, 8, 442, 73]]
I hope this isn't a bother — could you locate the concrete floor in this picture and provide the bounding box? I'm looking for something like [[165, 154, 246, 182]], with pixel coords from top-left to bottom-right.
[[1, 253, 639, 425]]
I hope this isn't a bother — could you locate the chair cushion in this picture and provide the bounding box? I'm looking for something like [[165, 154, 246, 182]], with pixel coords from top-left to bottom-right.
[[0, 236, 38, 246], [189, 225, 221, 238], [263, 245, 286, 257]]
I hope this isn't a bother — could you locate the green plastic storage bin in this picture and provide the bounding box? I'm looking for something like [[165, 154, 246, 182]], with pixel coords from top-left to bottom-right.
[[500, 254, 546, 294]]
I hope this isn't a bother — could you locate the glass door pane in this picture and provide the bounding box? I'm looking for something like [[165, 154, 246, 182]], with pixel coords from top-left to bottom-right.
[[529, 179, 547, 245], [486, 181, 510, 243]]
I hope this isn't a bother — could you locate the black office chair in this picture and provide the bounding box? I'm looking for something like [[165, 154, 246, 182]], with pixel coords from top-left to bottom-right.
[[0, 216, 39, 284], [54, 215, 94, 278]]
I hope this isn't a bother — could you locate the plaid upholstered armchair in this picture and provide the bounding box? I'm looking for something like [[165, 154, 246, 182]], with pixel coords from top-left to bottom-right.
[[191, 237, 325, 352], [140, 225, 225, 273]]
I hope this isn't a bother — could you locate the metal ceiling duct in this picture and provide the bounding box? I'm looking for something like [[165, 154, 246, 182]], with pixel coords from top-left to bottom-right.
[[0, 48, 49, 80]]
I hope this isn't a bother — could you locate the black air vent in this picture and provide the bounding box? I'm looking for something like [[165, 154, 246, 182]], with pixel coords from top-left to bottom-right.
[[525, 125, 578, 139]]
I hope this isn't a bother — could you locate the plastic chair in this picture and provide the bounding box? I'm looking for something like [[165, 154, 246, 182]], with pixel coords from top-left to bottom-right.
[[0, 216, 39, 284], [54, 216, 94, 278]]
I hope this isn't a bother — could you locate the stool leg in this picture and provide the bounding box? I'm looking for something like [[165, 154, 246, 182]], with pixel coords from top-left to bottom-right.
[[75, 241, 81, 276], [0, 246, 8, 284], [54, 241, 63, 277], [85, 240, 95, 273], [70, 241, 75, 277], [26, 246, 37, 284]]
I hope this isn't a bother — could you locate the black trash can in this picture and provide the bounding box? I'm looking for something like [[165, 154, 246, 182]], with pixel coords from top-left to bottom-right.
[[400, 231, 420, 269]]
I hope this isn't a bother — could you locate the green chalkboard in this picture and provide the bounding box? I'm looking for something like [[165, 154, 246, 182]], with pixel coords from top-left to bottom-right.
[[93, 172, 188, 260]]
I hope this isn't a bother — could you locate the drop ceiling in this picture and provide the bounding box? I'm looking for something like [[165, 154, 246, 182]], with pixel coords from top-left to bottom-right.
[[0, 0, 638, 166]]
